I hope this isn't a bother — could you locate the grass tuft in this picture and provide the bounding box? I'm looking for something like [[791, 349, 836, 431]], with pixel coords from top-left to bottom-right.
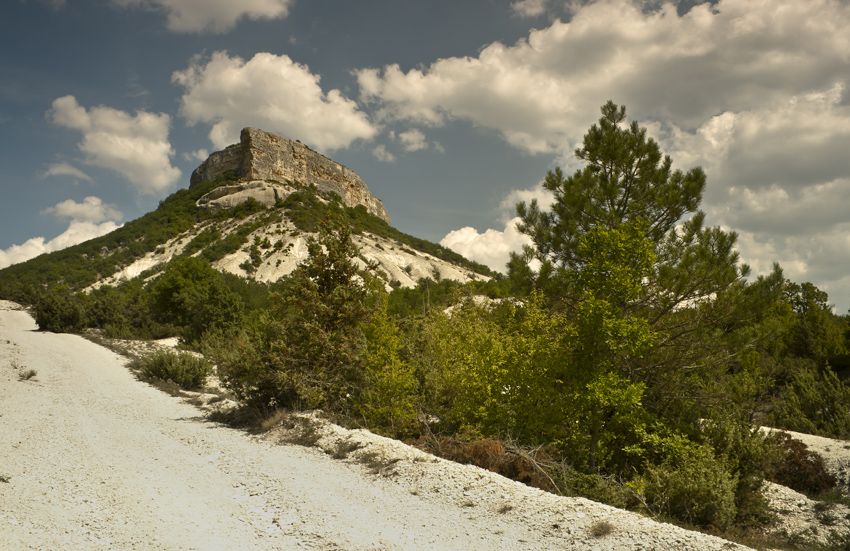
[[589, 519, 614, 538], [18, 369, 36, 381]]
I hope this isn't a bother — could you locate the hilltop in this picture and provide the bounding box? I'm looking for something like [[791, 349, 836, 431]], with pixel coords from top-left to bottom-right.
[[0, 131, 493, 296]]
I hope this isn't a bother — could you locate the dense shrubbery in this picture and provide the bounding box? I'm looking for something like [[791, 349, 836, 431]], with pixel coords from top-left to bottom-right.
[[643, 444, 738, 529], [138, 350, 211, 390], [34, 290, 86, 333], [5, 103, 850, 546], [206, 216, 417, 431]]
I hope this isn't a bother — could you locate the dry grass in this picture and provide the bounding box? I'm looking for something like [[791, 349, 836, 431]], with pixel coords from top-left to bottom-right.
[[18, 369, 37, 381], [331, 439, 365, 460], [589, 519, 614, 538], [358, 451, 401, 476], [407, 434, 559, 493]]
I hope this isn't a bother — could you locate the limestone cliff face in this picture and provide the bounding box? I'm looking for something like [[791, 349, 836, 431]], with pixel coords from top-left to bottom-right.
[[190, 128, 390, 224]]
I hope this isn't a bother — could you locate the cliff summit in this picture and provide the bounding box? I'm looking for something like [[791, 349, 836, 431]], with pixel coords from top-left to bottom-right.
[[191, 128, 389, 223]]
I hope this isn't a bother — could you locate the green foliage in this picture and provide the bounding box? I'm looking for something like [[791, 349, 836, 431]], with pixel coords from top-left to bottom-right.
[[0, 171, 238, 295], [197, 218, 268, 263], [769, 359, 850, 439], [34, 290, 86, 333], [561, 222, 656, 473], [182, 227, 221, 257], [148, 256, 245, 344], [643, 444, 738, 530], [781, 280, 848, 365], [511, 101, 783, 411], [281, 188, 336, 233], [209, 216, 377, 413], [139, 350, 211, 390], [701, 419, 777, 527], [426, 294, 566, 441], [85, 280, 172, 339], [359, 295, 418, 435]]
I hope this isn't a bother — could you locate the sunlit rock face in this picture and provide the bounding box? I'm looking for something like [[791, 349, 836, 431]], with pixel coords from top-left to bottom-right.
[[190, 127, 390, 223]]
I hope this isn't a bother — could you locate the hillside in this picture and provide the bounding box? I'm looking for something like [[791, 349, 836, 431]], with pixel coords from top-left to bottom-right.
[[0, 301, 755, 550], [6, 117, 850, 551], [0, 170, 493, 298]]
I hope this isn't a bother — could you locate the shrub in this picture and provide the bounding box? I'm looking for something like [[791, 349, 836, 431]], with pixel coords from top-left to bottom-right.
[[765, 431, 837, 496], [643, 445, 738, 530], [769, 360, 850, 439], [34, 291, 86, 333], [139, 350, 211, 390], [208, 217, 377, 413]]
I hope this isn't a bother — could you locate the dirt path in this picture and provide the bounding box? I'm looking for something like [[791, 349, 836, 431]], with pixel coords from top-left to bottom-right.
[[0, 300, 752, 550]]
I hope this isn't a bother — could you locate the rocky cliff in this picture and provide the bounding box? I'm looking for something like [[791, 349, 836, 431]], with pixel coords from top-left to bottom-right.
[[190, 128, 390, 224]]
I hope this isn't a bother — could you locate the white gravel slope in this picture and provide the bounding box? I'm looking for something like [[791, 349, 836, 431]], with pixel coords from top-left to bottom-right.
[[0, 300, 751, 550]]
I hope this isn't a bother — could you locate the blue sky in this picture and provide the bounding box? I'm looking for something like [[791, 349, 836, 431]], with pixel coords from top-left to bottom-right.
[[2, 0, 850, 313]]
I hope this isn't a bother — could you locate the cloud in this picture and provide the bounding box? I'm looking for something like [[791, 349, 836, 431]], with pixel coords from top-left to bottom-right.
[[360, 0, 850, 308], [0, 196, 123, 269], [111, 0, 295, 33], [398, 129, 429, 152], [372, 144, 395, 163], [511, 0, 548, 17], [42, 162, 93, 182], [182, 149, 209, 162], [440, 217, 532, 273], [46, 95, 181, 195], [357, 0, 850, 155], [0, 221, 122, 269], [173, 51, 379, 152], [42, 196, 123, 224], [498, 185, 555, 217]]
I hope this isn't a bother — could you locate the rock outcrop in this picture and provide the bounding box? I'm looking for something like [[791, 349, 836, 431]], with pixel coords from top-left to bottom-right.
[[195, 181, 291, 214], [190, 128, 390, 223]]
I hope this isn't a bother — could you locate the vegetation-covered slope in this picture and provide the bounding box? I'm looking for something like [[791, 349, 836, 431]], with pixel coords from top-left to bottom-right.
[[5, 105, 850, 550], [0, 172, 493, 301]]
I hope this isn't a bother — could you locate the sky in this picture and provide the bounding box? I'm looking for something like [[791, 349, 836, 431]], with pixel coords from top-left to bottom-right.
[[1, 0, 850, 312]]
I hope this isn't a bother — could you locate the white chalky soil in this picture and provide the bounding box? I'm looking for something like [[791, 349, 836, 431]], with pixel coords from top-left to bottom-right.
[[0, 300, 754, 550]]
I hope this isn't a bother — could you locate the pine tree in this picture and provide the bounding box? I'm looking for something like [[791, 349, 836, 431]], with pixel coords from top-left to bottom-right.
[[511, 101, 783, 419]]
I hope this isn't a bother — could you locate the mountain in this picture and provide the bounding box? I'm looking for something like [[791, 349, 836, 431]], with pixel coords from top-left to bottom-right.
[[0, 130, 494, 295]]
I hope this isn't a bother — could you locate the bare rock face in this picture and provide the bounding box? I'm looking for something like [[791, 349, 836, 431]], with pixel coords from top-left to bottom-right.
[[195, 181, 293, 214], [190, 128, 390, 224]]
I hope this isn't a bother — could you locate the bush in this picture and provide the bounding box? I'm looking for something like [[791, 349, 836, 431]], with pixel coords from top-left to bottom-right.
[[139, 350, 211, 390], [765, 431, 837, 496], [643, 445, 738, 530], [34, 291, 86, 333], [769, 360, 850, 439], [208, 217, 377, 413]]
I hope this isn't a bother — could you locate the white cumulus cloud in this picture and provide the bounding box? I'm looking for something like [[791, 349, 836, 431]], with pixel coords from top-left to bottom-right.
[[42, 196, 123, 224], [0, 197, 123, 269], [398, 128, 429, 152], [111, 0, 295, 33], [46, 95, 181, 195], [440, 217, 532, 273], [357, 0, 850, 156], [362, 0, 850, 307], [183, 149, 209, 162], [173, 51, 379, 152]]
